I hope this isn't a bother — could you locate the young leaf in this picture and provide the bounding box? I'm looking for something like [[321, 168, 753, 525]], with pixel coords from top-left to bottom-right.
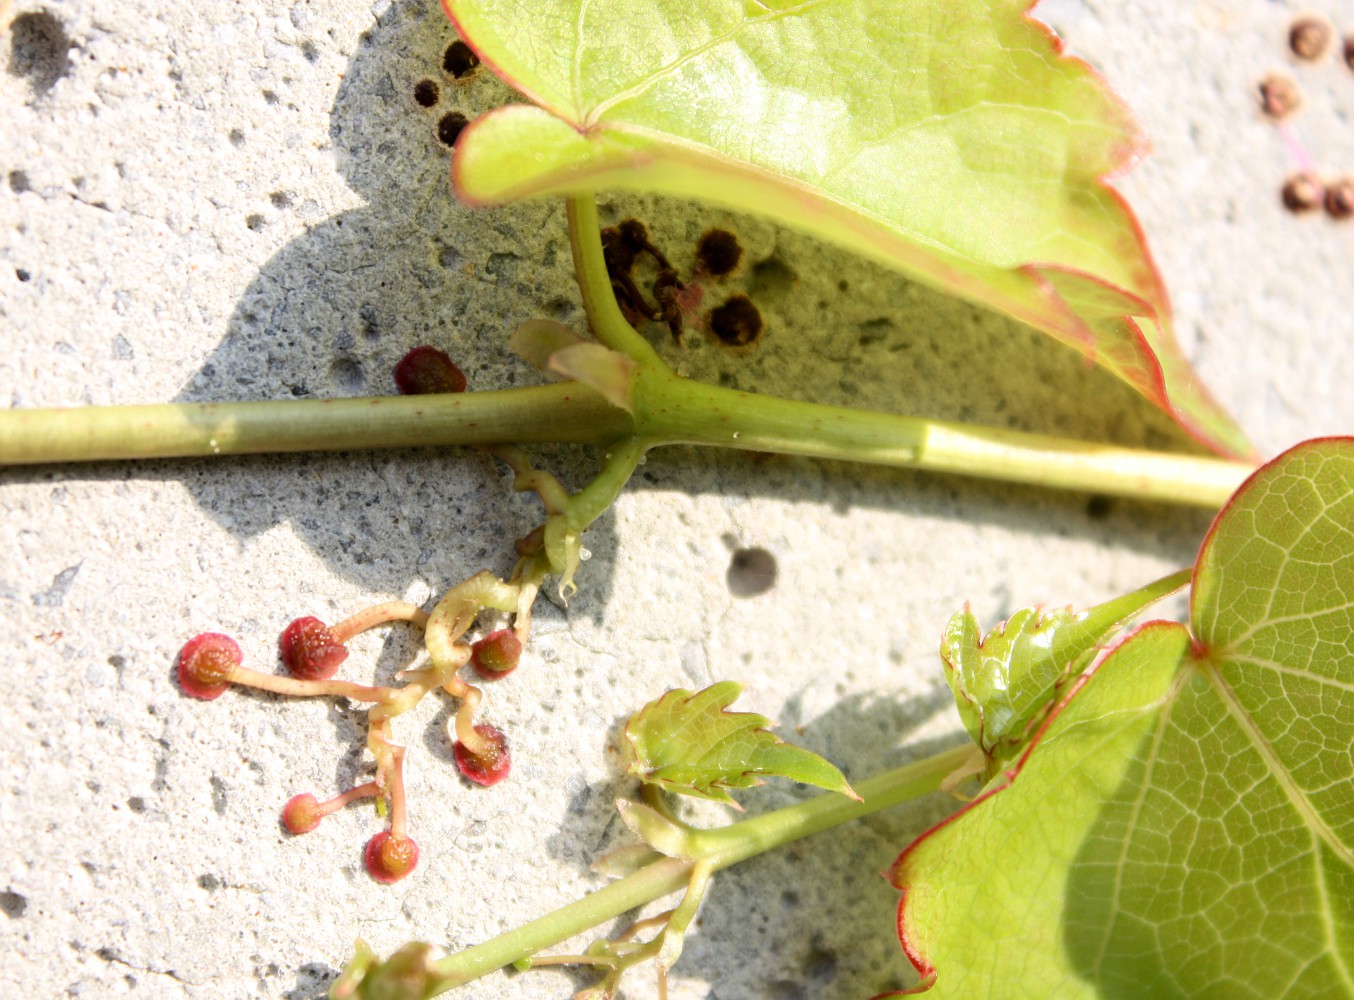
[[943, 568, 1189, 775], [891, 438, 1354, 997], [510, 319, 638, 412], [444, 0, 1251, 458], [623, 681, 856, 805]]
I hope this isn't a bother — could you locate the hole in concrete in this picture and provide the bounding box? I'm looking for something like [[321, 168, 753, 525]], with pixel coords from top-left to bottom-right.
[[749, 254, 796, 300], [0, 891, 27, 918], [726, 547, 777, 598], [7, 11, 71, 97], [1085, 495, 1113, 520], [695, 228, 742, 277], [329, 358, 366, 394]]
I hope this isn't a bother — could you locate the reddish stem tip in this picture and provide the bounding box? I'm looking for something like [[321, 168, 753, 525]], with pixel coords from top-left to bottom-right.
[[454, 724, 512, 786], [176, 632, 241, 700], [393, 346, 467, 395], [282, 793, 323, 834], [364, 831, 420, 883], [279, 616, 349, 681], [470, 629, 523, 680]]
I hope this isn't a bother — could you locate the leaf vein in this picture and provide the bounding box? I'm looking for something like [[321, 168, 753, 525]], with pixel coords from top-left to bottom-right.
[[584, 0, 834, 125], [1205, 662, 1354, 871]]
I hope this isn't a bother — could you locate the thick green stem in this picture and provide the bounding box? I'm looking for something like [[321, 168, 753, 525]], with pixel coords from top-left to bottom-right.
[[424, 742, 973, 993], [0, 384, 632, 464], [0, 383, 1251, 507], [637, 376, 1251, 508]]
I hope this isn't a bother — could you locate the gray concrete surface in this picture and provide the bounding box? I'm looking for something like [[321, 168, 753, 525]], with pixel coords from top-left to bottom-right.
[[2, 0, 1352, 997]]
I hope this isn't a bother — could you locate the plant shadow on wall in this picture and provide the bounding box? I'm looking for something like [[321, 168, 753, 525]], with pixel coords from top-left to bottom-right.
[[156, 10, 1225, 986], [169, 1, 621, 615], [150, 7, 1241, 996], [531, 684, 967, 999], [170, 0, 1217, 607]]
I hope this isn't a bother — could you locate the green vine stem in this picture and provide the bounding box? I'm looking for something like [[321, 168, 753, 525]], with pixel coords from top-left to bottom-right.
[[0, 189, 1254, 508], [0, 384, 1252, 508], [0, 385, 630, 463], [416, 742, 975, 994]]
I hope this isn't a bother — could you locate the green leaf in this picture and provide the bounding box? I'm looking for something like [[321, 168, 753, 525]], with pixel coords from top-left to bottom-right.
[[623, 681, 856, 805], [445, 0, 1251, 459], [942, 569, 1189, 775], [891, 438, 1354, 997]]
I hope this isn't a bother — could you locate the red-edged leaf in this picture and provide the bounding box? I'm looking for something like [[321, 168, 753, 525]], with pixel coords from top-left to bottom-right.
[[444, 0, 1252, 458]]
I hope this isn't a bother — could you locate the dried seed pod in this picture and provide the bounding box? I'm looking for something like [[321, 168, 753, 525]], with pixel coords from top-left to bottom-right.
[[1289, 16, 1332, 61], [393, 346, 467, 394], [1324, 178, 1354, 221], [443, 40, 479, 79], [1281, 173, 1324, 214], [1258, 74, 1302, 120], [695, 228, 743, 277], [708, 294, 764, 348], [412, 79, 439, 108]]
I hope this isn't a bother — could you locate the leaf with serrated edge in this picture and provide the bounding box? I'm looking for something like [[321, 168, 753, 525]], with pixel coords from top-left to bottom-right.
[[444, 0, 1251, 458], [891, 438, 1354, 997], [624, 681, 856, 805], [943, 569, 1188, 775]]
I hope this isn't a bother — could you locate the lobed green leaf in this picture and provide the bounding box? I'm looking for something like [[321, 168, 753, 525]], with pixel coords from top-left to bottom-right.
[[893, 438, 1354, 997], [623, 681, 856, 805], [444, 0, 1251, 458]]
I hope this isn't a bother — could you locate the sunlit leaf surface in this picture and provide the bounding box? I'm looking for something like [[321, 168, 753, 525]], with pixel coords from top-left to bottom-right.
[[892, 438, 1354, 997], [445, 0, 1251, 457]]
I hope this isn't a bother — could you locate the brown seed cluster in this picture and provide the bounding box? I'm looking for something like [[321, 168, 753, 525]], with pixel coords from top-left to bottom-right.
[[1263, 16, 1354, 221], [408, 40, 478, 150]]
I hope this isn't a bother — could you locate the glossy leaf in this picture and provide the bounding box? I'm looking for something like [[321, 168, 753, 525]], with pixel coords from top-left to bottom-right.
[[623, 681, 856, 805], [942, 568, 1189, 776], [891, 438, 1354, 997], [444, 0, 1251, 458]]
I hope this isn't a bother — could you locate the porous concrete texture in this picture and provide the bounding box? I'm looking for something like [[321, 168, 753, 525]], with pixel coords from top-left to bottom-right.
[[2, 1, 1352, 997]]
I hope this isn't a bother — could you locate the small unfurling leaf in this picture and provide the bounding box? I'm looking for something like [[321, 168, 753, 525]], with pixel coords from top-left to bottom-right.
[[623, 681, 856, 806], [942, 569, 1189, 776]]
